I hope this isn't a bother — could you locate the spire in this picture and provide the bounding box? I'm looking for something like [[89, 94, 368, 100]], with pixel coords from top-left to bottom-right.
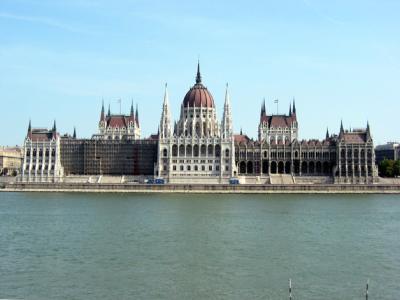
[[240, 127, 243, 135], [52, 120, 57, 132], [130, 100, 134, 117], [196, 60, 202, 84], [260, 99, 265, 117], [73, 127, 76, 139], [101, 100, 105, 120], [135, 103, 139, 126], [221, 83, 233, 139], [28, 119, 31, 133], [160, 83, 172, 138], [292, 98, 296, 114], [340, 119, 344, 133], [107, 104, 111, 117], [289, 103, 292, 116], [326, 127, 329, 139], [366, 121, 371, 139]]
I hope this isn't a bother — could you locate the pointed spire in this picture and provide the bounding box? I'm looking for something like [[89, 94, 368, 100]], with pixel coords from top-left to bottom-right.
[[73, 127, 76, 139], [135, 103, 139, 126], [107, 103, 111, 117], [52, 120, 57, 132], [196, 60, 202, 84], [28, 119, 31, 133], [130, 100, 134, 117], [366, 121, 371, 138], [221, 83, 233, 138], [240, 127, 243, 135], [340, 119, 344, 133], [326, 127, 329, 139], [289, 103, 292, 116], [292, 98, 296, 114], [101, 100, 105, 120]]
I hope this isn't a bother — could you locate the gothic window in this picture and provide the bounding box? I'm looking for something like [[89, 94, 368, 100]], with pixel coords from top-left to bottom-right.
[[201, 145, 207, 156], [187, 165, 191, 171], [208, 145, 214, 156], [172, 145, 178, 157], [179, 145, 185, 156], [186, 145, 192, 156], [180, 166, 184, 171], [194, 165, 198, 171], [194, 145, 199, 157], [225, 149, 230, 157], [163, 148, 168, 157], [209, 165, 212, 171], [202, 165, 205, 171], [196, 122, 201, 136], [215, 145, 221, 157], [173, 165, 176, 171]]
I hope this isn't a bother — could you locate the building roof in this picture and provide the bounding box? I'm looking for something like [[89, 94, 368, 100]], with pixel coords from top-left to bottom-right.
[[27, 129, 58, 142], [182, 62, 215, 108], [260, 114, 296, 128], [234, 134, 251, 144], [343, 132, 368, 144]]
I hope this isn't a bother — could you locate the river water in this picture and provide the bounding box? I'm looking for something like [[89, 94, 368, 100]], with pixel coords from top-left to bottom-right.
[[0, 192, 399, 299]]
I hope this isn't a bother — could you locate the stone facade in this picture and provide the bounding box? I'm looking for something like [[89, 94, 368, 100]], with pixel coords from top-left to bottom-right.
[[0, 147, 23, 176], [21, 121, 64, 182], [155, 64, 236, 183], [93, 102, 141, 140]]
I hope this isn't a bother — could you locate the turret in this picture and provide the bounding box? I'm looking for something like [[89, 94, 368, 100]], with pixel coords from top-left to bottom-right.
[[100, 100, 105, 121], [130, 100, 134, 118], [196, 60, 202, 84], [52, 120, 57, 132], [73, 127, 77, 139], [107, 104, 111, 117], [135, 103, 139, 127], [292, 98, 296, 115], [326, 127, 329, 140], [160, 83, 172, 139], [221, 83, 233, 139], [27, 119, 31, 134]]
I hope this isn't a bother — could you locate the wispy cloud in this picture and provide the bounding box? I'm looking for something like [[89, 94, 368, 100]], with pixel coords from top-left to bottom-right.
[[0, 12, 98, 35]]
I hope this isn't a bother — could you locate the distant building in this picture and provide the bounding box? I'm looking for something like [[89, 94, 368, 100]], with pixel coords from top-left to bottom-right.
[[375, 142, 400, 164], [0, 146, 22, 176], [93, 101, 141, 140], [21, 121, 64, 182], [18, 63, 379, 184], [155, 63, 236, 183]]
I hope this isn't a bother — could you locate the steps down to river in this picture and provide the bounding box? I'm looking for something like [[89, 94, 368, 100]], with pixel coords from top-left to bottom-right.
[[270, 175, 294, 185]]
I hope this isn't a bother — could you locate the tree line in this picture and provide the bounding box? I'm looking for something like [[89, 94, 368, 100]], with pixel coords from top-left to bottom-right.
[[378, 159, 400, 177]]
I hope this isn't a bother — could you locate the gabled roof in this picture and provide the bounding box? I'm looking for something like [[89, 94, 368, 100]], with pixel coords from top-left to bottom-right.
[[260, 114, 296, 128], [28, 129, 58, 142]]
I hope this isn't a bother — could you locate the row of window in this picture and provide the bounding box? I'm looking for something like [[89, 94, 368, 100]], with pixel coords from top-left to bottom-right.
[[168, 165, 229, 172]]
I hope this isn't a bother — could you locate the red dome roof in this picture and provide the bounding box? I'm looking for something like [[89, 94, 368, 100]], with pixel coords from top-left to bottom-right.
[[182, 62, 215, 108], [183, 84, 215, 108]]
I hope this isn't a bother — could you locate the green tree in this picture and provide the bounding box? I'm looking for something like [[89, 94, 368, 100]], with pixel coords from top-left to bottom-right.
[[394, 160, 400, 177], [379, 159, 395, 177]]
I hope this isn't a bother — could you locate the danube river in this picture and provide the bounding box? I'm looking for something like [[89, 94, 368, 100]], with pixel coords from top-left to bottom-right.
[[0, 192, 399, 299]]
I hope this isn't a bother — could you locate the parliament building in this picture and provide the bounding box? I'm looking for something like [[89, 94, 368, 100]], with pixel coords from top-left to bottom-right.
[[21, 64, 378, 184]]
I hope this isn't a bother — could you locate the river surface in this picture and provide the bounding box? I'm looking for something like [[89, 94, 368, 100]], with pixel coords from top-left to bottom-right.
[[0, 192, 399, 299]]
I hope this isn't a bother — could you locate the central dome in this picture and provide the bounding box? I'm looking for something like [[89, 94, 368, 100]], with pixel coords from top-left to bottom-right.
[[182, 63, 215, 108]]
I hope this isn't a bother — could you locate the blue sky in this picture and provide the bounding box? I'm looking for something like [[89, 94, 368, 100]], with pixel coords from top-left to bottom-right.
[[0, 0, 399, 146]]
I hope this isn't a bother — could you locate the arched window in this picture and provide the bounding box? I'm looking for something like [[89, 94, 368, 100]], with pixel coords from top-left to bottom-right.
[[225, 149, 230, 157], [172, 145, 178, 157], [208, 144, 214, 156], [194, 145, 199, 157], [186, 145, 192, 156], [215, 145, 221, 157], [163, 148, 168, 157], [201, 144, 207, 156], [196, 122, 201, 136]]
